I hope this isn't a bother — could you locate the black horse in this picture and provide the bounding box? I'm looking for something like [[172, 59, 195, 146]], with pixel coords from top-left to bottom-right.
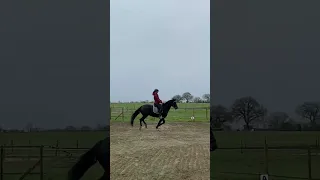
[[68, 137, 109, 180], [131, 99, 178, 129], [210, 116, 218, 151], [210, 127, 218, 151]]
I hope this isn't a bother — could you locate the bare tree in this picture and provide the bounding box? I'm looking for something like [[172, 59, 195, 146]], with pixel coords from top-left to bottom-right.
[[296, 102, 320, 126], [231, 96, 267, 130], [182, 92, 193, 103], [268, 112, 289, 129], [172, 95, 183, 103], [211, 105, 233, 128]]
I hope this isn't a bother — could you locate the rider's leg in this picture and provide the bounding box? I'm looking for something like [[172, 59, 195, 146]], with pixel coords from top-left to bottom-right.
[[155, 104, 162, 119], [158, 104, 163, 113]]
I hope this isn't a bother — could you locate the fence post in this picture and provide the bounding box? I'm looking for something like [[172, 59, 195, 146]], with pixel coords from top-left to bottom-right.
[[308, 147, 312, 180], [11, 140, 14, 153], [55, 140, 59, 156], [205, 108, 208, 120], [0, 146, 4, 180], [122, 107, 124, 122], [28, 140, 31, 160], [40, 146, 44, 180], [76, 140, 79, 148], [264, 138, 269, 174]]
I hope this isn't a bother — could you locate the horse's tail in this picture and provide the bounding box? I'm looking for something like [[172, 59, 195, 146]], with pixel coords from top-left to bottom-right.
[[68, 140, 101, 180], [131, 106, 141, 126]]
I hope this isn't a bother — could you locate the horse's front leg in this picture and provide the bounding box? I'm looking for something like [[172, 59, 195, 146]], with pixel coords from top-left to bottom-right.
[[156, 118, 165, 129], [159, 118, 165, 126], [156, 118, 162, 129]]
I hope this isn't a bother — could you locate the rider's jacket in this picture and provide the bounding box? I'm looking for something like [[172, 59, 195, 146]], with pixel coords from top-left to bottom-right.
[[152, 92, 162, 104]]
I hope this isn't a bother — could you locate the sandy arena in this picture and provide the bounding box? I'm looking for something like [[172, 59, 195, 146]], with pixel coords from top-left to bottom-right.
[[110, 122, 210, 180]]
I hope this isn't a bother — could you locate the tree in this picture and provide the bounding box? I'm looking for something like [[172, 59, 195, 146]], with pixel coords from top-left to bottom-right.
[[211, 105, 233, 128], [296, 102, 320, 126], [193, 97, 202, 103], [182, 92, 193, 103], [25, 123, 34, 132], [231, 96, 267, 130], [65, 126, 77, 131], [172, 95, 183, 103], [81, 126, 92, 131], [202, 93, 210, 103], [268, 112, 289, 129]]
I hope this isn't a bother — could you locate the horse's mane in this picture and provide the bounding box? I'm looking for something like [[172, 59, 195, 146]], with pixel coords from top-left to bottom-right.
[[164, 99, 176, 104]]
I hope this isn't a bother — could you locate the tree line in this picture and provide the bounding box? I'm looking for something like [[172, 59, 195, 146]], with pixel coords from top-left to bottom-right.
[[117, 92, 210, 104], [211, 96, 320, 131], [172, 92, 210, 103]]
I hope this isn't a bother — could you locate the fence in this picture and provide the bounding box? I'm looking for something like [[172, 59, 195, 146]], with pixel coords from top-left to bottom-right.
[[212, 139, 320, 180], [110, 107, 210, 122], [0, 145, 44, 180], [0, 141, 89, 180]]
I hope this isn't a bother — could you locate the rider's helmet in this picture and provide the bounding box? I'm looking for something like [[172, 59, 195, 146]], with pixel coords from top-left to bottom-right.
[[153, 89, 159, 93]]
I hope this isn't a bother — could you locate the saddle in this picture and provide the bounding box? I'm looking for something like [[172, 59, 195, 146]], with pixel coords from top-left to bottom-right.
[[152, 104, 160, 114]]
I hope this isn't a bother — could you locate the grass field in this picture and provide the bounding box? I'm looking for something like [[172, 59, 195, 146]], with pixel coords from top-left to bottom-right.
[[110, 102, 210, 122], [211, 131, 320, 180], [0, 131, 106, 180], [2, 102, 320, 180], [0, 103, 209, 180]]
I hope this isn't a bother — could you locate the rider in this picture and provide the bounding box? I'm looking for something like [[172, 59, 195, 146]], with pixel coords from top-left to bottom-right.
[[152, 89, 163, 117]]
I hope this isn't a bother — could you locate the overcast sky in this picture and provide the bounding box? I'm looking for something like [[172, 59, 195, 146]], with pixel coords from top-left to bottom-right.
[[110, 0, 210, 102], [0, 1, 109, 129], [211, 1, 320, 116]]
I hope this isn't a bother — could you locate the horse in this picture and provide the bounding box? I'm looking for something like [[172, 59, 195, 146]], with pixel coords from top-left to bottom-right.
[[210, 127, 218, 151], [68, 137, 109, 180], [130, 99, 178, 130], [210, 116, 218, 151]]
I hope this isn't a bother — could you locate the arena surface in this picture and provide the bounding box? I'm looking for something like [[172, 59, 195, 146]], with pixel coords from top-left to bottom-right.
[[110, 122, 210, 180]]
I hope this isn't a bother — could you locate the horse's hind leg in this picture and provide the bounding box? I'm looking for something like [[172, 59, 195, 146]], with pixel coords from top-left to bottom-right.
[[142, 119, 147, 129]]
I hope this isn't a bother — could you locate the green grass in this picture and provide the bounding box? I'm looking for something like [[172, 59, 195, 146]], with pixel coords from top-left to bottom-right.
[[211, 131, 320, 180], [110, 102, 210, 122]]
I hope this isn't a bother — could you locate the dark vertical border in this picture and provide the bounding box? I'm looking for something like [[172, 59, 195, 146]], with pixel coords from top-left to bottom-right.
[[211, 1, 320, 180], [210, 1, 214, 179], [0, 0, 110, 179]]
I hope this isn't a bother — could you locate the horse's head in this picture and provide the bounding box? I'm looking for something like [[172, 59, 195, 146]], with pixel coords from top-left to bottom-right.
[[167, 98, 178, 109]]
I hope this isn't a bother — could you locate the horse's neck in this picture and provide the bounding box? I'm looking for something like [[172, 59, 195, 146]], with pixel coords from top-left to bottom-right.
[[163, 102, 172, 110]]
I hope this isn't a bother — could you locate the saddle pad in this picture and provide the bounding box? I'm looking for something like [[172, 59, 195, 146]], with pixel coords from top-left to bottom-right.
[[153, 105, 159, 114]]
